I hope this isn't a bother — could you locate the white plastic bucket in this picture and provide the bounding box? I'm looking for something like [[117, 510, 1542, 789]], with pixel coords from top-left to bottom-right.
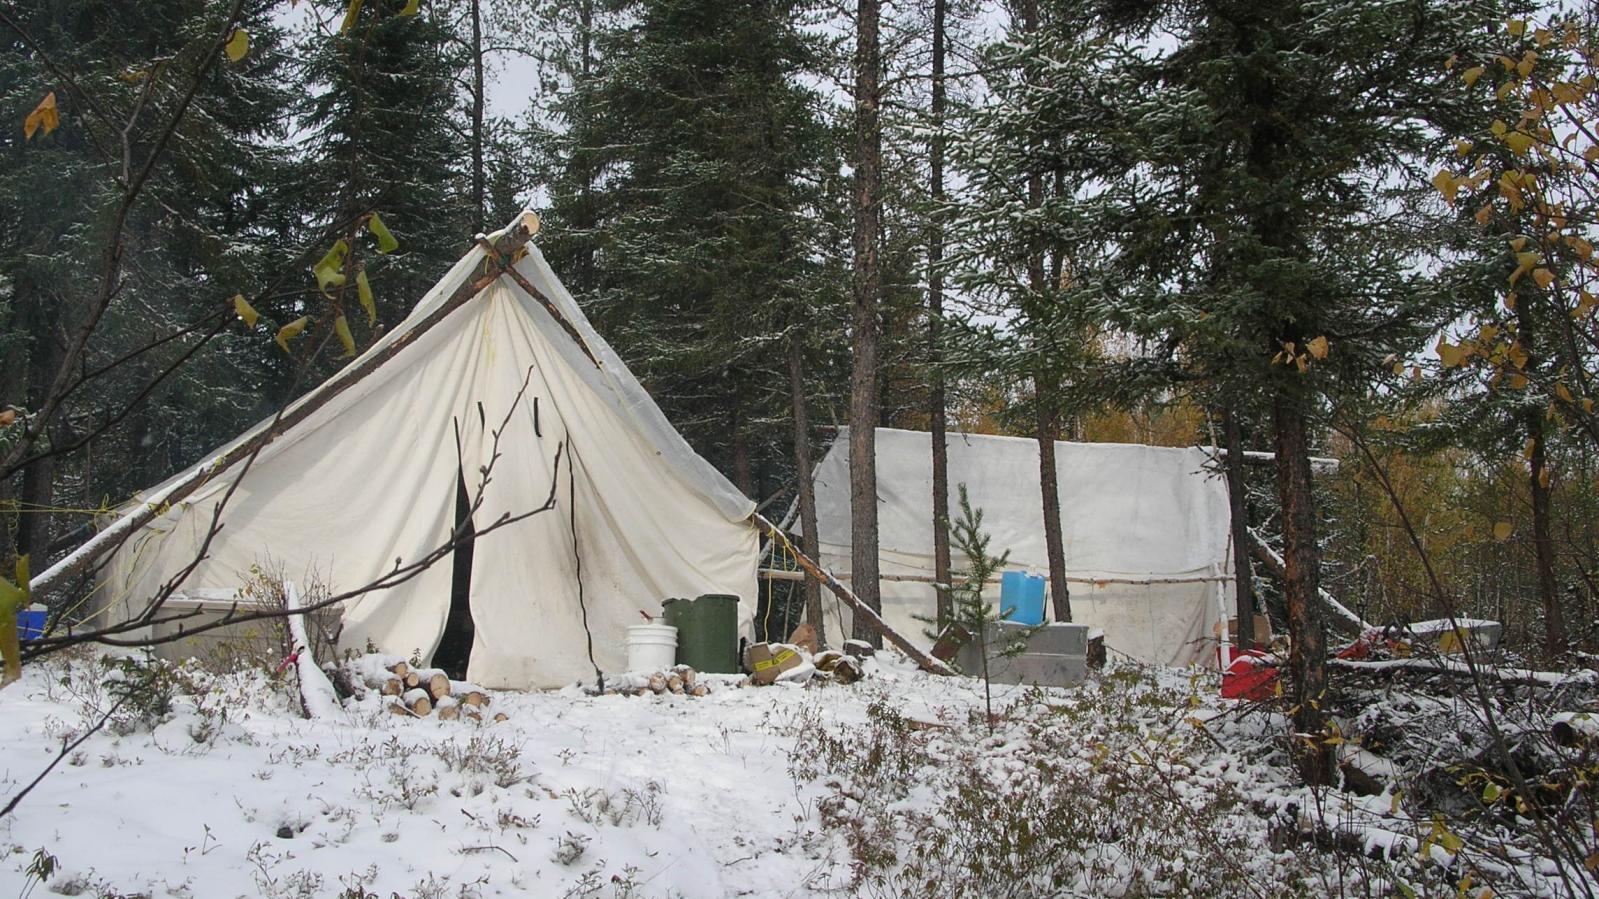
[[626, 624, 678, 673]]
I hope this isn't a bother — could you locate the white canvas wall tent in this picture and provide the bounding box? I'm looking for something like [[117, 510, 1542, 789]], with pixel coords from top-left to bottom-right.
[[85, 213, 759, 689], [800, 427, 1234, 667]]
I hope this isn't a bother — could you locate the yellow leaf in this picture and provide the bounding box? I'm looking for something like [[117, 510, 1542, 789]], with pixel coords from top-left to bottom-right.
[[314, 239, 349, 296], [275, 316, 310, 353], [334, 314, 356, 358], [225, 28, 249, 62], [1455, 139, 1473, 156], [340, 0, 365, 33], [1510, 373, 1528, 389], [356, 270, 376, 325], [1517, 52, 1537, 78], [1464, 66, 1486, 87], [401, 0, 420, 13], [1506, 19, 1526, 37], [1432, 169, 1459, 203], [1503, 130, 1535, 155], [232, 293, 259, 329], [1494, 520, 1513, 541], [1437, 339, 1465, 368], [1567, 236, 1593, 260], [1509, 236, 1528, 252], [1524, 437, 1537, 459], [23, 92, 59, 140], [1475, 204, 1494, 225], [368, 213, 399, 254], [0, 556, 31, 686], [1586, 851, 1599, 873], [1532, 268, 1556, 289], [1491, 119, 1508, 137], [1307, 335, 1329, 359]]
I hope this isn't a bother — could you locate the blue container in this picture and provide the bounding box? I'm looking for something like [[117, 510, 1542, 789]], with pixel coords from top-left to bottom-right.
[[16, 607, 46, 641], [999, 572, 1046, 626]]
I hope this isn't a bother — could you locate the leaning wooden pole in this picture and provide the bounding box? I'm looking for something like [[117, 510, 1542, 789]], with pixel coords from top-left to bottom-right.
[[31, 216, 542, 599], [753, 512, 952, 676]]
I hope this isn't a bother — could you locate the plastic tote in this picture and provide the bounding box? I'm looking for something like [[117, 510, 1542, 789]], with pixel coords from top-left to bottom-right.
[[999, 571, 1046, 626], [16, 604, 47, 641], [625, 624, 678, 673]]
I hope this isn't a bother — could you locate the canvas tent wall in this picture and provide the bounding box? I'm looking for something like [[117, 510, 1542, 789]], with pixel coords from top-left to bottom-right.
[[801, 428, 1232, 667], [94, 216, 758, 689]]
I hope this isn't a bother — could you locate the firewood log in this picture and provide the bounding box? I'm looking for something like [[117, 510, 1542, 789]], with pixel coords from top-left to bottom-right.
[[388, 698, 410, 716], [403, 672, 422, 689], [425, 673, 451, 702], [676, 666, 697, 688], [460, 691, 488, 708], [388, 661, 410, 679], [666, 673, 684, 694], [380, 678, 403, 697], [493, 712, 508, 723], [437, 702, 460, 721], [647, 672, 667, 694], [403, 688, 432, 717], [690, 683, 710, 698]]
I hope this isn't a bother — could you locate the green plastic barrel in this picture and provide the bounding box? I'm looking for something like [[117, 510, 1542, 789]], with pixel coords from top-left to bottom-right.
[[661, 594, 740, 673]]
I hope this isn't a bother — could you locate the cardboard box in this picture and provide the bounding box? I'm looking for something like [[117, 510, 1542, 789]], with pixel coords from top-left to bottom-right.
[[745, 642, 804, 685]]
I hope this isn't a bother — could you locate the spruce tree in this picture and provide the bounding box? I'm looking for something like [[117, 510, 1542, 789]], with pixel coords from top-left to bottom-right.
[[954, 0, 1516, 783]]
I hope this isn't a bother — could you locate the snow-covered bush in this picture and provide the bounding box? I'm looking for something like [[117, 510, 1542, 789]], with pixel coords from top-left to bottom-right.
[[791, 673, 1340, 897]]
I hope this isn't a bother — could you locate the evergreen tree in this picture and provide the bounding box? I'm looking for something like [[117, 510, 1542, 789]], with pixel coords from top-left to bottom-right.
[[294, 0, 468, 344], [1, 0, 298, 566], [953, 0, 1516, 782], [543, 0, 839, 491]]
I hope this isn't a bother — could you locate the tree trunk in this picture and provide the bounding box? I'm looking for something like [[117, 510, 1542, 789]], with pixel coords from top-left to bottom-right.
[[1222, 403, 1256, 646], [786, 340, 825, 647], [14, 294, 63, 567], [1015, 0, 1068, 623], [928, 0, 952, 631], [1037, 373, 1070, 621], [470, 0, 486, 234], [1272, 391, 1333, 785], [1526, 413, 1565, 658], [730, 399, 752, 498], [849, 0, 883, 646]]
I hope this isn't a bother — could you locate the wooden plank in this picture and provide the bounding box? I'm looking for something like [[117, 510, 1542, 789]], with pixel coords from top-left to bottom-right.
[[754, 513, 952, 676]]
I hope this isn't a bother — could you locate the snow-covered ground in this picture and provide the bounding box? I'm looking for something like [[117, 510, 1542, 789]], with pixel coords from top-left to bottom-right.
[[0, 649, 1592, 898], [0, 651, 979, 898]]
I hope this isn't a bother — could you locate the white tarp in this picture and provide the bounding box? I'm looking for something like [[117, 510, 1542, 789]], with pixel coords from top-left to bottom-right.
[[99, 216, 758, 689], [803, 428, 1232, 667]]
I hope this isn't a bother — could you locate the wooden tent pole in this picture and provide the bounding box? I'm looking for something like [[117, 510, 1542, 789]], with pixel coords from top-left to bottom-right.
[[31, 218, 542, 598], [753, 512, 952, 675]]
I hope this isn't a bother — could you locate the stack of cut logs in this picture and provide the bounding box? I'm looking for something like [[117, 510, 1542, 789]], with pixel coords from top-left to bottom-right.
[[363, 660, 508, 723], [622, 665, 712, 698]]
